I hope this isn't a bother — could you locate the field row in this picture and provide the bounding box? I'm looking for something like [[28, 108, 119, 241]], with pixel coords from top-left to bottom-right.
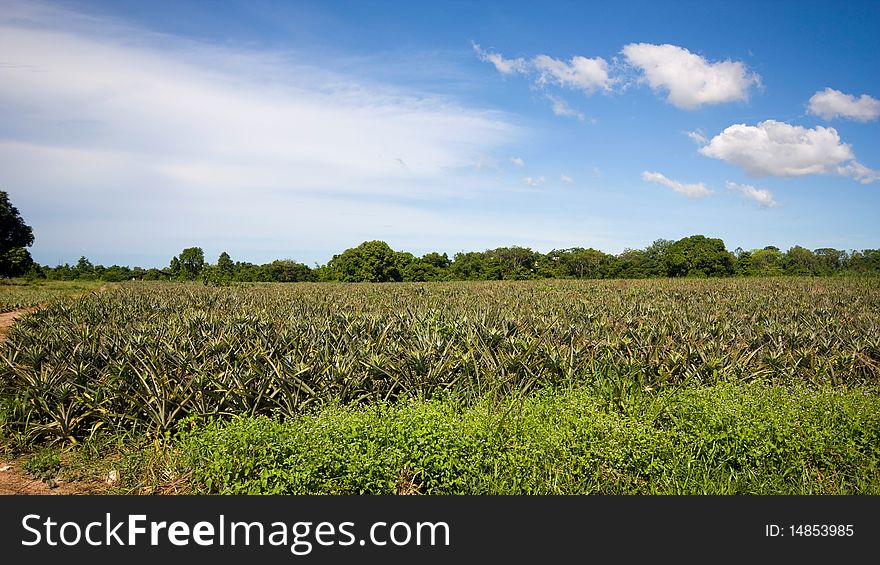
[[1, 278, 878, 443]]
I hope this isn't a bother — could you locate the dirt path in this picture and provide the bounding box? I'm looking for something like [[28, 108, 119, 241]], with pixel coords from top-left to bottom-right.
[[1, 288, 115, 495], [0, 307, 36, 341], [0, 462, 108, 495]]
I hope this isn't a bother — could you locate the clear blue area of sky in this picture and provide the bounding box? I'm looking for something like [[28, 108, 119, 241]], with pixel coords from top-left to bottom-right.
[[4, 0, 879, 267]]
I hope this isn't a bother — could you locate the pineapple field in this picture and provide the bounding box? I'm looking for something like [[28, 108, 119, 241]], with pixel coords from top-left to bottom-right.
[[1, 278, 879, 494]]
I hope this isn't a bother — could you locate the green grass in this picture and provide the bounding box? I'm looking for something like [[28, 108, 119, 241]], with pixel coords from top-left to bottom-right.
[[178, 382, 880, 495], [0, 279, 106, 312]]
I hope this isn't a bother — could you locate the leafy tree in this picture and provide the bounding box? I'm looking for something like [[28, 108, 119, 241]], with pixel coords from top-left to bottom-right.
[[450, 251, 502, 280], [814, 248, 847, 275], [328, 241, 402, 282], [217, 251, 235, 279], [555, 247, 610, 279], [0, 190, 35, 277], [421, 252, 451, 269], [664, 235, 735, 277], [178, 247, 205, 280], [783, 246, 817, 275], [169, 256, 181, 278], [75, 256, 95, 279], [734, 250, 753, 276], [485, 246, 539, 279], [749, 248, 785, 276], [265, 259, 316, 282]]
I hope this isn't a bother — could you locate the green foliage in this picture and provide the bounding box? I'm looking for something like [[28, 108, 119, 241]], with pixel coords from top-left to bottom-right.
[[169, 256, 181, 278], [664, 235, 735, 277], [0, 190, 35, 278], [216, 252, 234, 279], [28, 235, 880, 283], [0, 247, 34, 278], [0, 279, 104, 312], [179, 383, 880, 494], [178, 247, 205, 280], [327, 240, 402, 282], [2, 278, 879, 445], [23, 448, 61, 481]]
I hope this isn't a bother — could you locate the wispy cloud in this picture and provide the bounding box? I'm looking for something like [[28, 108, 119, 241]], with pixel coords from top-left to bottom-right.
[[685, 129, 708, 144], [1, 2, 526, 265], [474, 43, 611, 96], [472, 42, 528, 76], [532, 54, 612, 94], [524, 176, 546, 187], [510, 156, 525, 167], [546, 95, 585, 121], [725, 181, 777, 208], [560, 174, 574, 184], [641, 171, 712, 198]]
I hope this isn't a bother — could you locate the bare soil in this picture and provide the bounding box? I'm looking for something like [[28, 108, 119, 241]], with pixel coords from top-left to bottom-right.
[[0, 460, 108, 495], [0, 307, 35, 341]]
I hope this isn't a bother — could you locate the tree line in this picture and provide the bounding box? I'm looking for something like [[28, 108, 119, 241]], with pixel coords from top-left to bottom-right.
[[2, 190, 878, 282], [27, 237, 880, 283]]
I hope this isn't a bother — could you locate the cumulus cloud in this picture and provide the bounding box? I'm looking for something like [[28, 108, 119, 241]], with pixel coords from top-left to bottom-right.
[[524, 176, 546, 187], [622, 43, 760, 109], [546, 95, 585, 121], [560, 174, 574, 184], [641, 171, 711, 198], [698, 120, 878, 183], [725, 181, 777, 208], [472, 42, 528, 75], [807, 87, 880, 122], [510, 156, 525, 167]]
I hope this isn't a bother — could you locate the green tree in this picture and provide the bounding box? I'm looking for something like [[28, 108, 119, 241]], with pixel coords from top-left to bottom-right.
[[178, 247, 205, 280], [664, 235, 735, 277], [783, 246, 817, 275], [0, 190, 35, 277], [169, 256, 181, 278], [217, 251, 234, 279], [749, 248, 785, 276], [75, 256, 95, 279], [265, 259, 316, 282], [484, 246, 539, 279], [450, 251, 502, 280], [328, 241, 401, 282]]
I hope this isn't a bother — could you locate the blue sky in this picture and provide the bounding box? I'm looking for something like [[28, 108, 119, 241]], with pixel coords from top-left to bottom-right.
[[1, 0, 878, 268]]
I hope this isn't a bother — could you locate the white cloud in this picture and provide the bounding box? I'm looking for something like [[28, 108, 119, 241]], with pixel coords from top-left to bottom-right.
[[807, 87, 880, 122], [622, 43, 760, 110], [685, 130, 708, 144], [533, 54, 611, 94], [524, 176, 545, 187], [725, 181, 777, 208], [546, 95, 585, 121], [472, 41, 528, 75], [473, 42, 611, 97], [510, 156, 525, 167], [560, 174, 574, 184], [641, 171, 712, 198], [699, 120, 878, 183], [837, 161, 880, 184], [0, 3, 527, 266]]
